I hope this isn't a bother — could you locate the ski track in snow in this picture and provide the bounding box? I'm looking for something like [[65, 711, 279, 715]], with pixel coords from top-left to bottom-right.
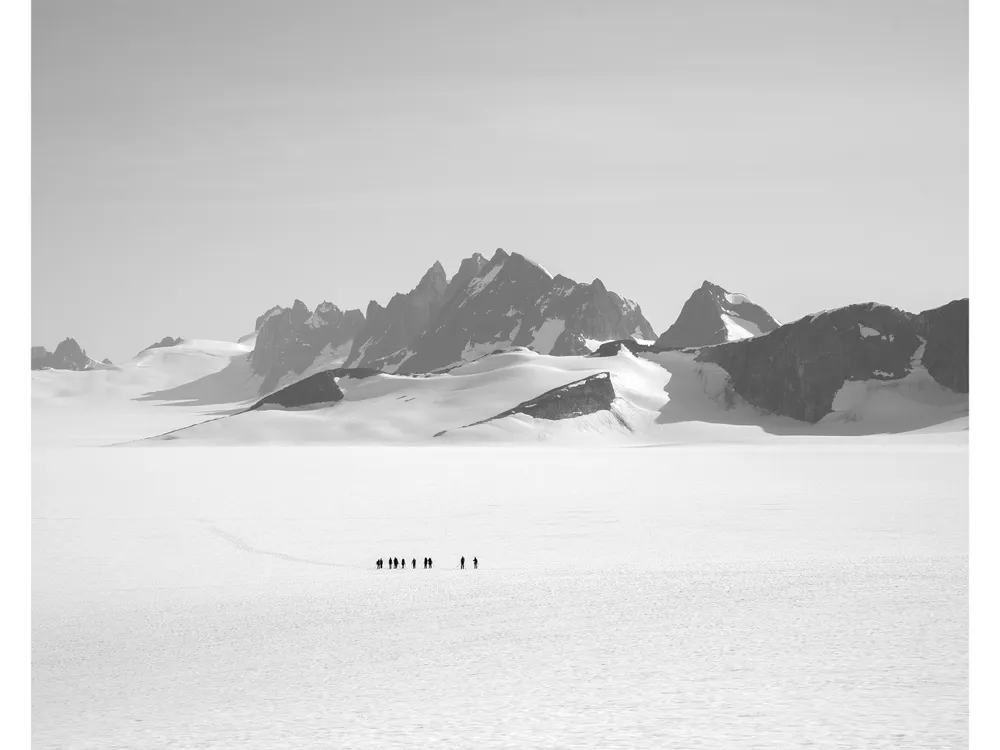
[[206, 525, 350, 568]]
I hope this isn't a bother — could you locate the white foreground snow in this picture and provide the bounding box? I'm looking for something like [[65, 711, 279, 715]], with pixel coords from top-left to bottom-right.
[[33, 444, 967, 749]]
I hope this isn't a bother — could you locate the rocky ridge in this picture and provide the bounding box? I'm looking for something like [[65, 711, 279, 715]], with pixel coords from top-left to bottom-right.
[[250, 300, 365, 393], [696, 299, 968, 423], [436, 371, 624, 436], [31, 338, 104, 371], [366, 248, 656, 373]]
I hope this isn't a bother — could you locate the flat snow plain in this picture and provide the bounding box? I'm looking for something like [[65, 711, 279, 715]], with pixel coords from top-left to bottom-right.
[[33, 442, 967, 749]]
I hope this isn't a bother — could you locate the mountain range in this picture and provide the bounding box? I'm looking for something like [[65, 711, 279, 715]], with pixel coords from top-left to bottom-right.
[[31, 338, 111, 371], [31, 248, 969, 442]]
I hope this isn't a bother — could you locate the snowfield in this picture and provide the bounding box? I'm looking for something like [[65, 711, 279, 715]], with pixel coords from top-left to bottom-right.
[[31, 338, 968, 748], [33, 445, 967, 749]]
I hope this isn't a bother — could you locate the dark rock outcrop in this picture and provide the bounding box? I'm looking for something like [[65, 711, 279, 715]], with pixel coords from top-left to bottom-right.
[[656, 280, 779, 348], [437, 372, 624, 435], [247, 367, 380, 411], [916, 298, 968, 393], [31, 338, 99, 371], [695, 299, 968, 423], [371, 249, 655, 373], [248, 370, 343, 410], [250, 301, 365, 393], [139, 336, 184, 355], [591, 339, 665, 357]]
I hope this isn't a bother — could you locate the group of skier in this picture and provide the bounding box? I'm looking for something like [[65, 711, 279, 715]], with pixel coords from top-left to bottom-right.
[[375, 556, 478, 570]]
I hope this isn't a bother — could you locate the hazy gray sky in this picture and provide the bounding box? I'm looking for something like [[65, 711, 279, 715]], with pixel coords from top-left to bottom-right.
[[33, 0, 967, 362]]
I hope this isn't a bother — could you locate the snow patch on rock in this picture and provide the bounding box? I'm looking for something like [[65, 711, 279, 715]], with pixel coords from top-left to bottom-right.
[[858, 324, 880, 338], [529, 319, 566, 354], [466, 261, 505, 299]]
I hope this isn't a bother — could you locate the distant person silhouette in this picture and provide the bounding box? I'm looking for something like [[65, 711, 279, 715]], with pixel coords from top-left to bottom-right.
[[423, 557, 427, 569], [429, 557, 433, 569], [376, 558, 381, 569], [402, 558, 406, 569], [473, 557, 478, 569], [393, 557, 398, 569], [460, 556, 465, 570], [412, 558, 416, 570]]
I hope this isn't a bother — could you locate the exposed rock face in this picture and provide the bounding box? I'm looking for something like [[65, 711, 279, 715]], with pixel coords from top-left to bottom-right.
[[248, 370, 344, 410], [139, 336, 184, 355], [441, 253, 488, 309], [247, 367, 380, 411], [371, 248, 655, 373], [656, 281, 779, 348], [31, 338, 99, 370], [591, 339, 662, 357], [344, 262, 449, 369], [696, 300, 968, 423], [437, 371, 622, 436], [254, 306, 284, 332], [916, 298, 968, 393], [250, 300, 365, 393]]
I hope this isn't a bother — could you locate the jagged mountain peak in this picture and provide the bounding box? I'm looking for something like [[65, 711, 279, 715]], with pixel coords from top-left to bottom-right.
[[343, 258, 452, 369], [254, 305, 284, 332], [31, 337, 103, 371], [249, 297, 366, 393], [363, 250, 656, 373], [656, 281, 779, 348], [418, 260, 448, 287]]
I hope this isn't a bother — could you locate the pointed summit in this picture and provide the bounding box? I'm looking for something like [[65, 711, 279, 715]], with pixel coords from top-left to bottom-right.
[[442, 252, 489, 309], [343, 260, 449, 369], [386, 251, 655, 373], [656, 281, 779, 348], [31, 337, 100, 371], [419, 260, 447, 287]]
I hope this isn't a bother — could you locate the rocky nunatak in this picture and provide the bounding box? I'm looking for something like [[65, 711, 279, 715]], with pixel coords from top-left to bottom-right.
[[695, 299, 968, 423]]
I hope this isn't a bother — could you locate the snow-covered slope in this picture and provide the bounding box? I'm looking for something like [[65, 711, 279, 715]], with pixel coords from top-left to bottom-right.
[[133, 342, 967, 446], [32, 298, 969, 447], [32, 338, 262, 446], [656, 281, 779, 348]]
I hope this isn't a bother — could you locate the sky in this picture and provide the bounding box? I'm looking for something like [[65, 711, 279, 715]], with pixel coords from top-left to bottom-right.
[[32, 0, 967, 363]]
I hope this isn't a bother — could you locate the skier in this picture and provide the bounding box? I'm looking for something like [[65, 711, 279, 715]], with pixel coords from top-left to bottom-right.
[[402, 558, 406, 570], [429, 557, 433, 569], [423, 557, 427, 569], [412, 558, 416, 570], [393, 557, 398, 569], [473, 557, 478, 569], [460, 556, 465, 570]]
